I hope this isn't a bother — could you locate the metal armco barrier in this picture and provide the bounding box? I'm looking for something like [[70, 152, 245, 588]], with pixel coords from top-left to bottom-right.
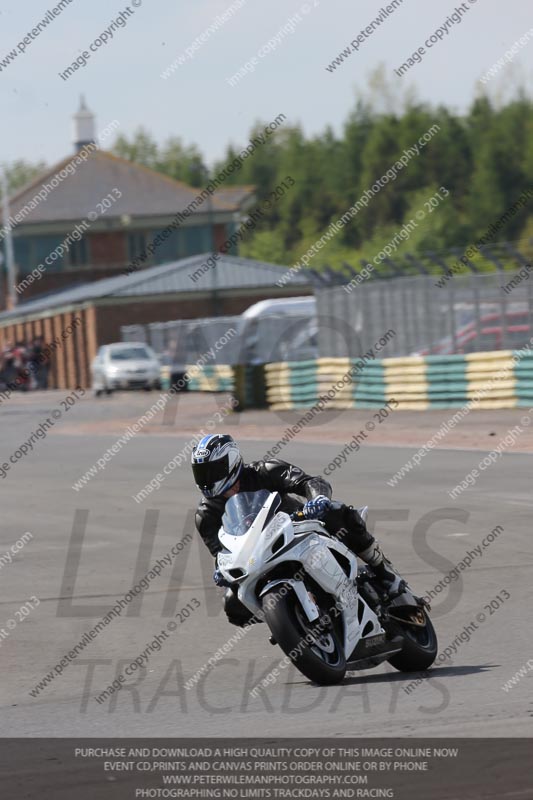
[[265, 351, 533, 411]]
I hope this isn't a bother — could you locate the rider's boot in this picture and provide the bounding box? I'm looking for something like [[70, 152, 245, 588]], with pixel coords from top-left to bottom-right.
[[323, 503, 408, 598], [357, 541, 407, 598]]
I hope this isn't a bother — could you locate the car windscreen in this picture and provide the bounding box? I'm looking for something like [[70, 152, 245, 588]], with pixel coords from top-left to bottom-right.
[[109, 347, 151, 361], [222, 490, 272, 537]]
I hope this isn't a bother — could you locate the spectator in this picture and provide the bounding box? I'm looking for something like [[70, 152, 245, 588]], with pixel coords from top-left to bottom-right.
[[0, 341, 17, 388], [30, 336, 50, 389], [13, 341, 30, 391], [0, 336, 51, 392]]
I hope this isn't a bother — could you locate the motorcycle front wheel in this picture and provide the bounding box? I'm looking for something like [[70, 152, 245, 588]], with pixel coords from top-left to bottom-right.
[[262, 586, 346, 685]]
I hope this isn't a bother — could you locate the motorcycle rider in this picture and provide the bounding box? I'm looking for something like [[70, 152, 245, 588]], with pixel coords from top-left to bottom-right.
[[191, 433, 407, 626]]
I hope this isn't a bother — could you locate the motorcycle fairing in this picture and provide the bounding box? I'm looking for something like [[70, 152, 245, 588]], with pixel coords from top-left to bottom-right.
[[218, 492, 383, 659]]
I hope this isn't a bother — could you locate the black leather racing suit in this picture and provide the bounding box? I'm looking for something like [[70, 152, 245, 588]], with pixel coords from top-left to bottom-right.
[[195, 459, 375, 624]]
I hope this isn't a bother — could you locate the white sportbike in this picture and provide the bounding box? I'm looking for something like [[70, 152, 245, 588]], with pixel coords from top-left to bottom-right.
[[217, 490, 437, 684]]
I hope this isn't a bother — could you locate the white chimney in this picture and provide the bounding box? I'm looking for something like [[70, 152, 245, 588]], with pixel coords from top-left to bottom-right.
[[72, 95, 96, 152]]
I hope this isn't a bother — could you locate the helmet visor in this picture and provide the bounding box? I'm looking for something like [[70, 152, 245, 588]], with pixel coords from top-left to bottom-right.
[[192, 454, 229, 493]]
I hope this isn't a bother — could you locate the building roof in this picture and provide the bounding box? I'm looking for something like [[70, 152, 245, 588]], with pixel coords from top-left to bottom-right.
[[0, 254, 311, 323], [3, 150, 254, 228], [212, 186, 256, 210]]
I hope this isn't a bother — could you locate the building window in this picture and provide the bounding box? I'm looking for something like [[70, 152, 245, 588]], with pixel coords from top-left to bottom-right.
[[151, 228, 182, 263], [128, 232, 148, 261], [66, 236, 88, 268]]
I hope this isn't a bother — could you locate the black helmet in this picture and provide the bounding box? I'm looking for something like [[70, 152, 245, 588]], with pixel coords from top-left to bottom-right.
[[191, 434, 243, 498]]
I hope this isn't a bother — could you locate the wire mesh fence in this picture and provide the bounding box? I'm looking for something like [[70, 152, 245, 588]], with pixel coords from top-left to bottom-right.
[[122, 270, 533, 365], [121, 312, 320, 366], [316, 270, 533, 358]]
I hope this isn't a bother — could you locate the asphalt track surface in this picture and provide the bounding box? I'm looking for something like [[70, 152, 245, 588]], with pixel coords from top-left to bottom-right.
[[2, 390, 533, 740]]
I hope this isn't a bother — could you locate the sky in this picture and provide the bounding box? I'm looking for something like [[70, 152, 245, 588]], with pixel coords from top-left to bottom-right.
[[1, 0, 532, 168]]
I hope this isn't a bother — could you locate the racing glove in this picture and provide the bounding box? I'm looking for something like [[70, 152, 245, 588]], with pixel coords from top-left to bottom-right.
[[213, 568, 231, 588], [302, 494, 332, 520]]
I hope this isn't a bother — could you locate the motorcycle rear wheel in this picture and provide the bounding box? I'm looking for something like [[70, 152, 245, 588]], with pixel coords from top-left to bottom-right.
[[387, 610, 438, 671], [262, 587, 346, 685]]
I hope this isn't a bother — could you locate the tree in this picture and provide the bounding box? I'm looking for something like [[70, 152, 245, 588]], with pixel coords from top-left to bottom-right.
[[4, 160, 48, 194], [157, 138, 206, 186], [103, 85, 533, 276], [113, 128, 159, 168], [239, 228, 287, 265]]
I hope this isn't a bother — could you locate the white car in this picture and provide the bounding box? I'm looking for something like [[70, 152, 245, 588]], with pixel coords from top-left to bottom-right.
[[91, 342, 161, 396]]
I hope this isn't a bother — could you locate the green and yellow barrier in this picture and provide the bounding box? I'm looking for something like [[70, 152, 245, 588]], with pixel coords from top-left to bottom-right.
[[264, 350, 533, 411], [185, 364, 234, 393]]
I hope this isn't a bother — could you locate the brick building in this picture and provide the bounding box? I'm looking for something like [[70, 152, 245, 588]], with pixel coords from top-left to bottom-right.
[[0, 254, 312, 389], [0, 99, 255, 308]]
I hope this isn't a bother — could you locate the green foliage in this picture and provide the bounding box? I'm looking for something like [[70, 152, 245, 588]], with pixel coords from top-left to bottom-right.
[[239, 229, 287, 265], [113, 128, 207, 186], [221, 89, 533, 274], [157, 137, 206, 186], [238, 91, 532, 274], [113, 128, 159, 168], [3, 160, 48, 194], [7, 81, 527, 278]]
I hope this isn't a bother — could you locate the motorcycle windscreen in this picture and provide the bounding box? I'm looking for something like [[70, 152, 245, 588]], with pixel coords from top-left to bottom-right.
[[222, 490, 279, 536]]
